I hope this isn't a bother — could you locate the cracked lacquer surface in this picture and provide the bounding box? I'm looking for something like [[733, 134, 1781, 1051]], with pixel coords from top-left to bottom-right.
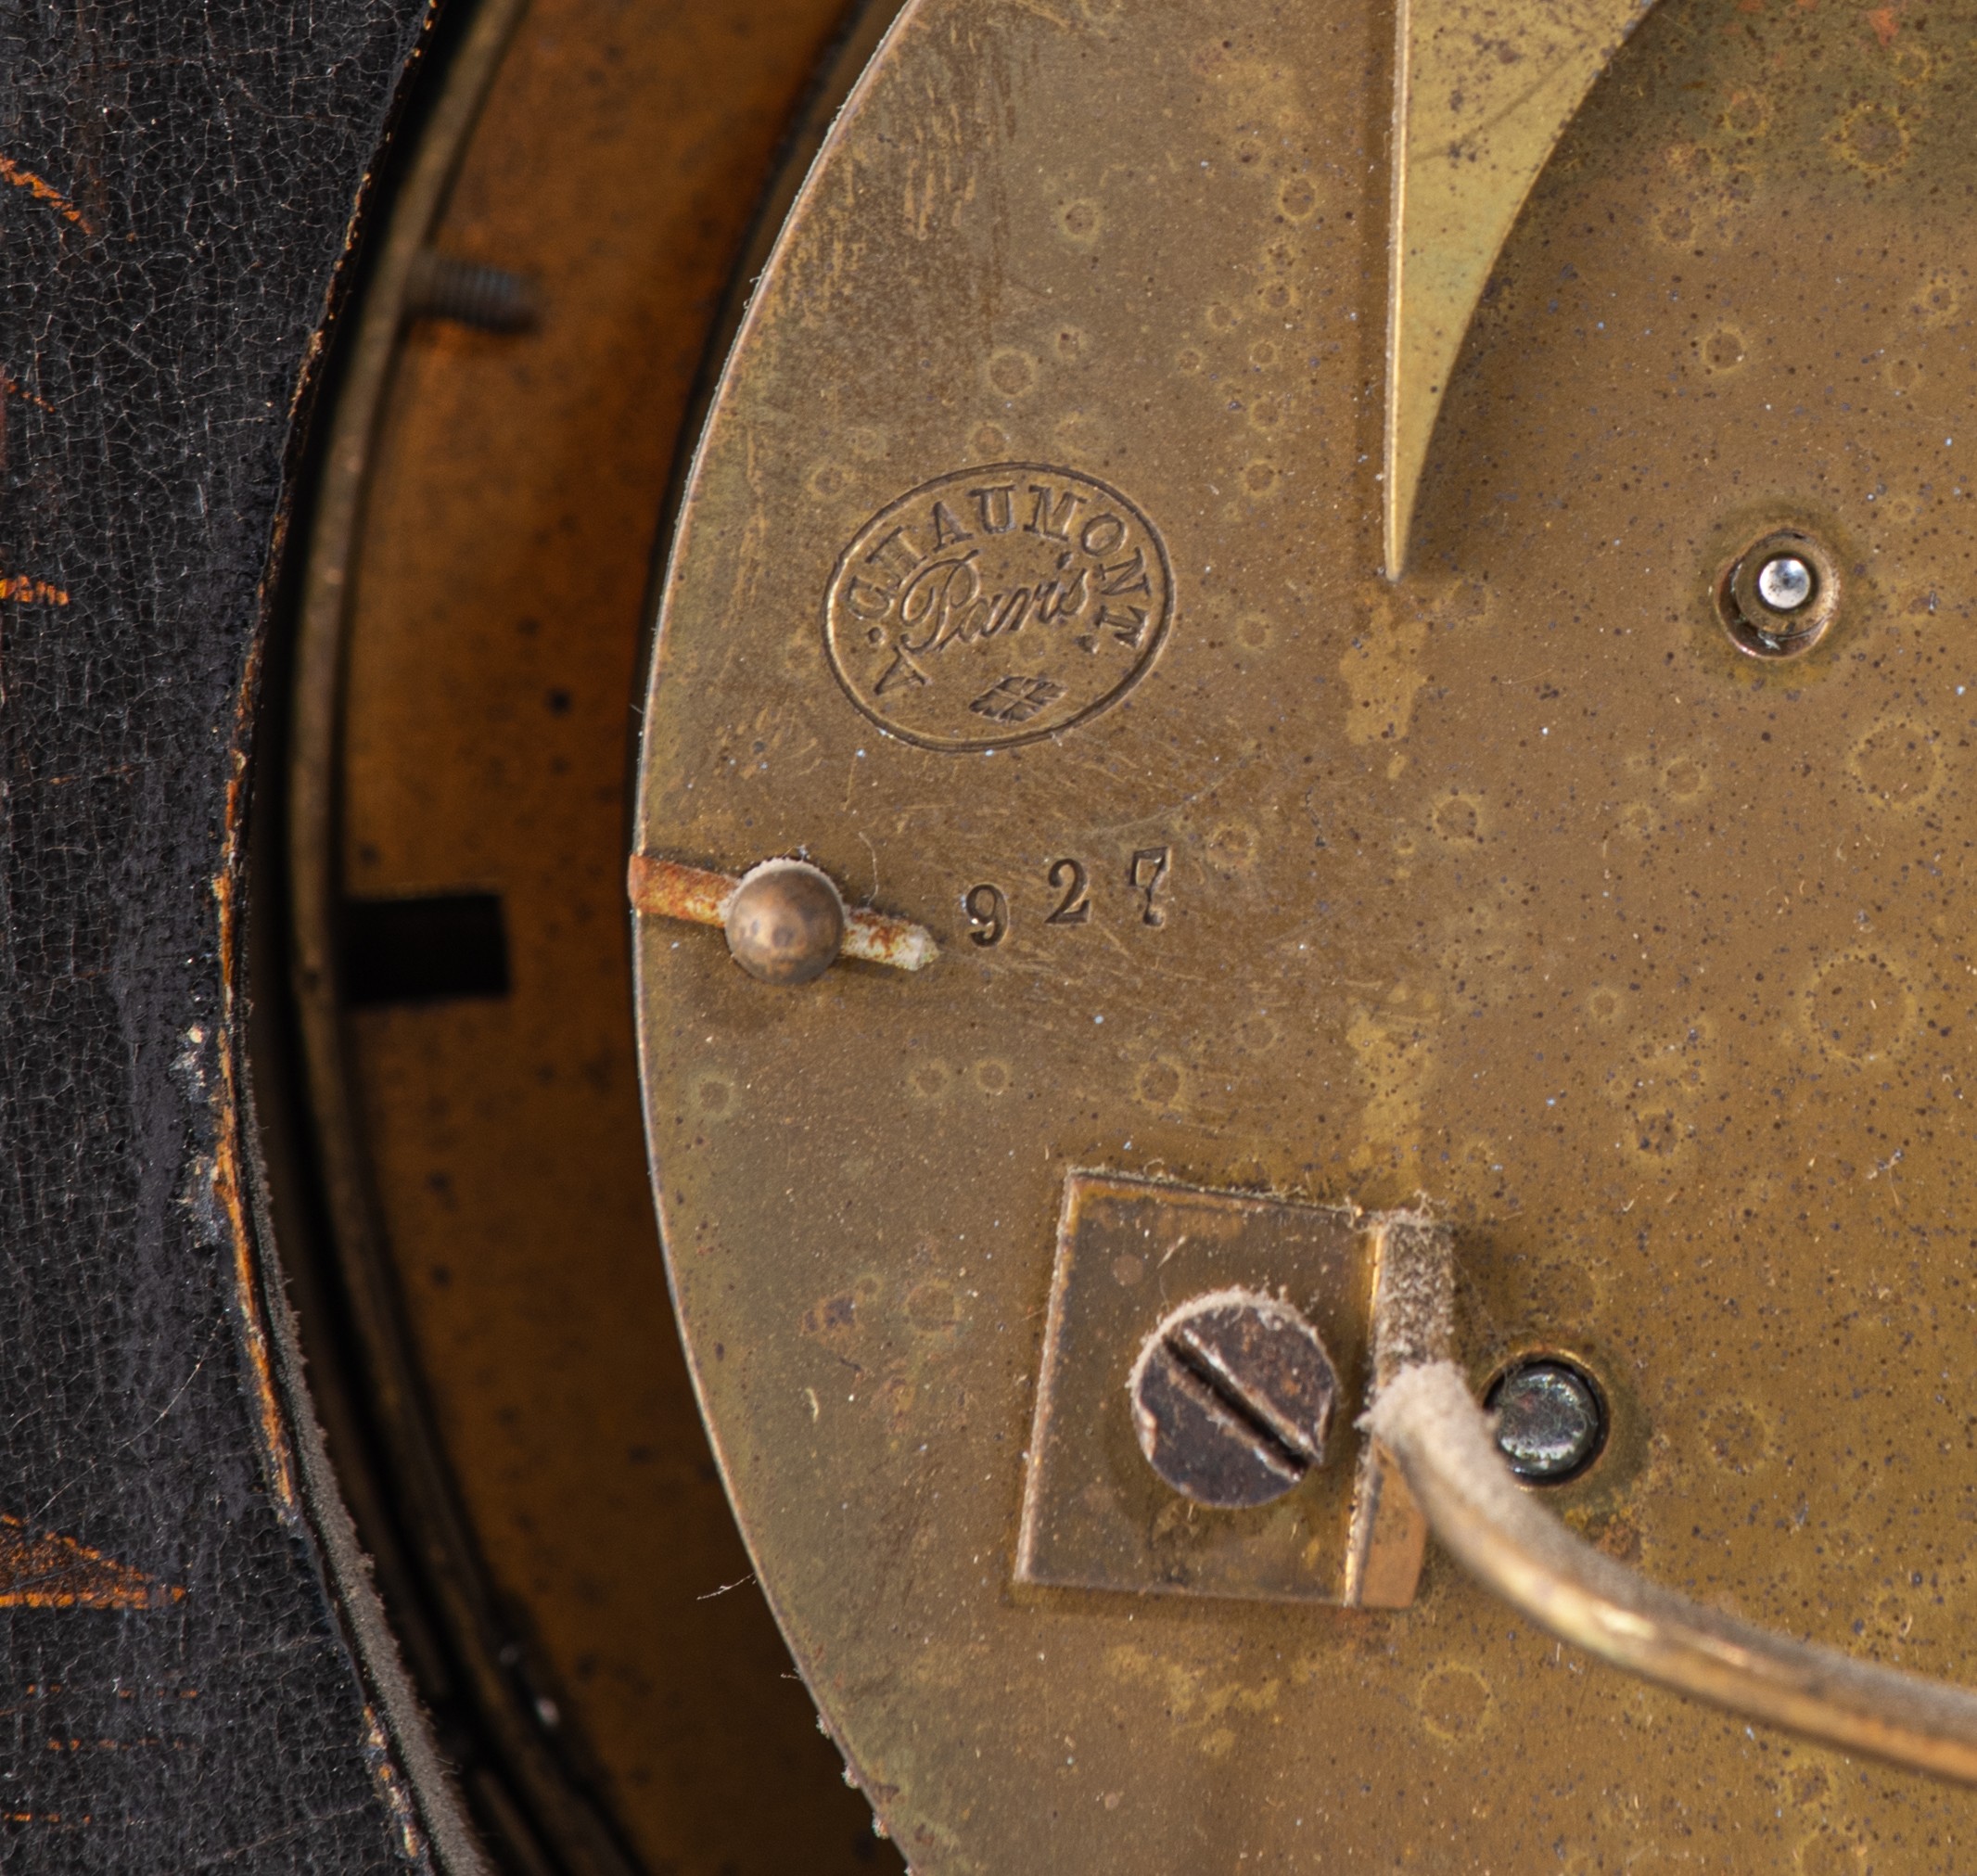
[[0, 1, 436, 1869]]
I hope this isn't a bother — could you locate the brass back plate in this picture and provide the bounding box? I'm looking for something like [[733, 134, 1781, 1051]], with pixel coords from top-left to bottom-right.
[[637, 0, 1977, 1865]]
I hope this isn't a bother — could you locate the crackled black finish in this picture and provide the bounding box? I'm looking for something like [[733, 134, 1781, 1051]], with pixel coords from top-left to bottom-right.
[[0, 1, 441, 1869]]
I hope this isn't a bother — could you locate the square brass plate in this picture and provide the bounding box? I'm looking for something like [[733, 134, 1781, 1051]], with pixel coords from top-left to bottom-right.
[[1016, 1172, 1375, 1604]]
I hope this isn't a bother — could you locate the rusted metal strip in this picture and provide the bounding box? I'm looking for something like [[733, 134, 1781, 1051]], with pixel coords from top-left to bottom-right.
[[838, 905, 937, 972], [627, 854, 734, 928]]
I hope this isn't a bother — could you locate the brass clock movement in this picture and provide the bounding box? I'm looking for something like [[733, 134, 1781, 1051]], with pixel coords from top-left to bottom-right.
[[272, 0, 1977, 1866]]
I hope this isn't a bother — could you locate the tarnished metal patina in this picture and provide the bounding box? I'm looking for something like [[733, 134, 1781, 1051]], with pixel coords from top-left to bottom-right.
[[1129, 1289, 1341, 1512], [632, 0, 1977, 1861]]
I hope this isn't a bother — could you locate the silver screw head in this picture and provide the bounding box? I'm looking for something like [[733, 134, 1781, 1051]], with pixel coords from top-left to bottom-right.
[[723, 860, 845, 985], [1755, 553, 1814, 613], [1486, 1360, 1604, 1483], [1719, 528, 1839, 657]]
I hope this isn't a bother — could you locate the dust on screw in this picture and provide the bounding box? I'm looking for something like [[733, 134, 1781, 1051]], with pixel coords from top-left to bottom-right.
[[1129, 1290, 1339, 1510]]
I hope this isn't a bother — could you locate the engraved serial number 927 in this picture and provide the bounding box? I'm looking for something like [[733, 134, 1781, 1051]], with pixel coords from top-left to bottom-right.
[[963, 846, 1169, 947]]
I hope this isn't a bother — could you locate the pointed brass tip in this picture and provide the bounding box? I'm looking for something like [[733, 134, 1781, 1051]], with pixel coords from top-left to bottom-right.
[[1383, 489, 1410, 585], [1381, 403, 1417, 583]]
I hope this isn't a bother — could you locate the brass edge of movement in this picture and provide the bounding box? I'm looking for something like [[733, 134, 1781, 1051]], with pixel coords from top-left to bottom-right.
[[1343, 1213, 1452, 1607]]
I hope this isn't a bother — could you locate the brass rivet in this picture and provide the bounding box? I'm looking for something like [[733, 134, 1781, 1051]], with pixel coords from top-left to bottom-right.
[[722, 860, 845, 986]]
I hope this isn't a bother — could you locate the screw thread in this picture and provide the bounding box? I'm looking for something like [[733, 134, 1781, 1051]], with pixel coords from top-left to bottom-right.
[[404, 251, 538, 332]]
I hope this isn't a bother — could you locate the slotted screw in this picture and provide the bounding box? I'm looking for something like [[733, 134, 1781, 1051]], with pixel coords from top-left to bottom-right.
[[1129, 1291, 1339, 1510]]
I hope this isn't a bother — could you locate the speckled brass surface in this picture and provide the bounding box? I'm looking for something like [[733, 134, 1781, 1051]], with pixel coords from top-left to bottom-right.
[[636, 0, 1977, 1865]]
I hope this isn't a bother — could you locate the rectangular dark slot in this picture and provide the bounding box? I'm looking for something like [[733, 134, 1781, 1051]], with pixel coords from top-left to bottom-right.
[[341, 892, 510, 1007]]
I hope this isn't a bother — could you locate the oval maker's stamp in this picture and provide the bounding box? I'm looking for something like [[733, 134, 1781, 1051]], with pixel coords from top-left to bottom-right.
[[823, 463, 1174, 752]]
